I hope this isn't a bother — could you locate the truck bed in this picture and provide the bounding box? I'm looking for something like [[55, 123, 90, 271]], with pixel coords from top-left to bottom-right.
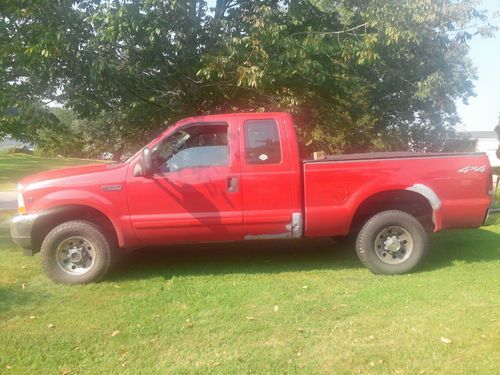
[[302, 152, 491, 238]]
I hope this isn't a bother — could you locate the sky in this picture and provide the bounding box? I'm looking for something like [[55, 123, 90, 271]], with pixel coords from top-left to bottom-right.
[[456, 0, 500, 132]]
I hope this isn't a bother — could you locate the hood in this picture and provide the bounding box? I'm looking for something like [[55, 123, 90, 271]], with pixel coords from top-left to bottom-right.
[[19, 163, 118, 188]]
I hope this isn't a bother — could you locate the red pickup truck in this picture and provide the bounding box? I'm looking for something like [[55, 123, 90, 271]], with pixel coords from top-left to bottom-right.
[[10, 112, 499, 284]]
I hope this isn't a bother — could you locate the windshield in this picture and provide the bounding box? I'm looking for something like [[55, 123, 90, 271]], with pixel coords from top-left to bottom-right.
[[152, 130, 190, 162]]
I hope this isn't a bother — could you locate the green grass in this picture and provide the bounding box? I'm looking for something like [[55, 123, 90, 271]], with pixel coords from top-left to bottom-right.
[[0, 212, 498, 374], [0, 153, 105, 191]]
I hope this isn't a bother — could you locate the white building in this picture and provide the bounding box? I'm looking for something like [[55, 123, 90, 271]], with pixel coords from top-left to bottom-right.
[[467, 131, 500, 167]]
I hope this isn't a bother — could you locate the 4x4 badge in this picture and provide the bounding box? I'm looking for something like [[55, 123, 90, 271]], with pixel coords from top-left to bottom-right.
[[457, 165, 486, 173]]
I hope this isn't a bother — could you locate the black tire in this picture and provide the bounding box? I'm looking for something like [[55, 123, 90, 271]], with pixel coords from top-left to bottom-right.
[[355, 210, 428, 275], [40, 221, 113, 284]]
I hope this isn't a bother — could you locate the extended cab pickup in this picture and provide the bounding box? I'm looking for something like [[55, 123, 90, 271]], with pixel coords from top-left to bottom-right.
[[10, 112, 499, 283]]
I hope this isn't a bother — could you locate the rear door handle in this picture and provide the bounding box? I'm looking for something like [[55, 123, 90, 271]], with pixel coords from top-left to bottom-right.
[[227, 176, 239, 193]]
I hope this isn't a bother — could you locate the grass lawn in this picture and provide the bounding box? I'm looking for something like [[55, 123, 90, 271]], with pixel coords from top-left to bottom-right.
[[0, 153, 106, 191], [0, 210, 498, 374]]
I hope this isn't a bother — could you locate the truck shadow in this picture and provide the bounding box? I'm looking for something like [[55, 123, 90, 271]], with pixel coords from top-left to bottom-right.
[[0, 286, 44, 315], [107, 227, 499, 282], [107, 238, 361, 282], [421, 227, 500, 272]]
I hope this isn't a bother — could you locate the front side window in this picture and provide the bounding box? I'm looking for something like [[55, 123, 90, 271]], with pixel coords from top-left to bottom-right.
[[152, 124, 229, 173], [244, 119, 281, 164]]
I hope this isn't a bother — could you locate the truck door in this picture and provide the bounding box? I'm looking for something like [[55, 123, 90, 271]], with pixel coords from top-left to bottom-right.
[[238, 114, 294, 239], [126, 120, 243, 244]]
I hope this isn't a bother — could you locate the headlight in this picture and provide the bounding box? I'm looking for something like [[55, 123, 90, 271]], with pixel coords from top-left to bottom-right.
[[17, 184, 26, 214], [17, 192, 26, 214]]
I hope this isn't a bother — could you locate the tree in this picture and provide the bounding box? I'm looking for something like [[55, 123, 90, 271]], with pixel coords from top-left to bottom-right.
[[37, 108, 152, 161], [0, 0, 89, 141], [1, 0, 207, 148], [1, 0, 495, 154], [201, 0, 493, 153]]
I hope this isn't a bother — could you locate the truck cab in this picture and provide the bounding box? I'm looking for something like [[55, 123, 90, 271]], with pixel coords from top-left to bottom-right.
[[127, 112, 303, 244]]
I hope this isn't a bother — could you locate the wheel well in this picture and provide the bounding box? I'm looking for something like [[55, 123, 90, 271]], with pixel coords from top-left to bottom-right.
[[350, 190, 434, 234], [32, 205, 119, 252]]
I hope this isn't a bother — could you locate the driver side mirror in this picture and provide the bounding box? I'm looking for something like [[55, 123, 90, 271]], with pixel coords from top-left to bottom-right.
[[133, 147, 154, 177]]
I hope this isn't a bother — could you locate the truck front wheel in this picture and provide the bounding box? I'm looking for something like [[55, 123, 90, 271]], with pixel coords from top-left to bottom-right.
[[40, 221, 113, 284], [355, 210, 428, 274]]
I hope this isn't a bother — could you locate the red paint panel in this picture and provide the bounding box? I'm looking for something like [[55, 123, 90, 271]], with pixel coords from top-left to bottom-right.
[[126, 116, 244, 244], [303, 154, 492, 237], [237, 114, 294, 237], [21, 164, 135, 248]]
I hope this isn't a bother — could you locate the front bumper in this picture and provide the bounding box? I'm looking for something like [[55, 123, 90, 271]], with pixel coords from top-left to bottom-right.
[[10, 214, 38, 255], [484, 207, 500, 226]]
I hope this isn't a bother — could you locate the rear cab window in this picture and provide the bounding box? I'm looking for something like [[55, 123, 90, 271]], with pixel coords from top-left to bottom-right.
[[244, 119, 282, 165]]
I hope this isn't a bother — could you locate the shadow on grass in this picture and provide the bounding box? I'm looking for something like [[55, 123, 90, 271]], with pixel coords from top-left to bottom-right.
[[422, 227, 500, 272], [0, 228, 50, 314], [107, 238, 361, 282], [108, 227, 500, 282], [0, 287, 48, 315]]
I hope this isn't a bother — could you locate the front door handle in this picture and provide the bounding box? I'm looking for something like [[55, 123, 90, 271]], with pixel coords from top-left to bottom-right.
[[227, 176, 239, 193]]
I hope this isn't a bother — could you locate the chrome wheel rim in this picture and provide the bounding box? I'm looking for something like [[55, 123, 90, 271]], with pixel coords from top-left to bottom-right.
[[374, 226, 414, 265], [56, 236, 96, 275]]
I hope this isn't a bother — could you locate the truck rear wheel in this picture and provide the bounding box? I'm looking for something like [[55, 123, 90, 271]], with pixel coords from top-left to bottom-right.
[[355, 210, 428, 274], [40, 221, 113, 284]]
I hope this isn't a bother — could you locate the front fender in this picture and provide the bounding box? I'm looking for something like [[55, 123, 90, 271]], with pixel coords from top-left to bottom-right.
[[28, 189, 128, 247]]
